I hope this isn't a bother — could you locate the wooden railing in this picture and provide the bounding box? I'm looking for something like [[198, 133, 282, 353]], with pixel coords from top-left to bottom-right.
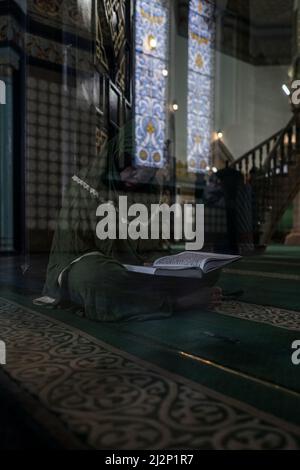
[[228, 116, 300, 247], [264, 117, 296, 176], [231, 117, 296, 177]]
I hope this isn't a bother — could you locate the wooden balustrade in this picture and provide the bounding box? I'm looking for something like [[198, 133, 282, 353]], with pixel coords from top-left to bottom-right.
[[231, 117, 297, 178], [228, 115, 300, 247]]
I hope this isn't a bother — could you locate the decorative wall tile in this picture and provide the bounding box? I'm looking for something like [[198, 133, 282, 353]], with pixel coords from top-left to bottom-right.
[[26, 75, 101, 231], [0, 15, 24, 51], [28, 0, 93, 40], [25, 33, 94, 72]]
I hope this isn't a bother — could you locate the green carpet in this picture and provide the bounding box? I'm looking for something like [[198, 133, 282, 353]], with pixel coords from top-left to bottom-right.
[[264, 245, 300, 258], [2, 292, 300, 449], [1, 287, 300, 439], [1, 245, 300, 449], [219, 245, 300, 311]]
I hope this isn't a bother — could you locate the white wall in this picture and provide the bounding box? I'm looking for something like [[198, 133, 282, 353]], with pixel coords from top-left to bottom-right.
[[215, 52, 292, 158], [254, 65, 291, 143], [169, 1, 292, 164]]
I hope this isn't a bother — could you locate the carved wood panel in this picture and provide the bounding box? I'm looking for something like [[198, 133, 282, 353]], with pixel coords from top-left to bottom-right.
[[95, 0, 132, 156]]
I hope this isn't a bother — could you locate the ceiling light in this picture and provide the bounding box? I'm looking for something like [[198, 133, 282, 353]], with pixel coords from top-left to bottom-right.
[[282, 84, 291, 96]]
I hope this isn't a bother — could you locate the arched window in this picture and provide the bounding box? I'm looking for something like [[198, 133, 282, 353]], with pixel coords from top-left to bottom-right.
[[187, 0, 215, 172], [134, 0, 215, 172], [134, 0, 169, 168]]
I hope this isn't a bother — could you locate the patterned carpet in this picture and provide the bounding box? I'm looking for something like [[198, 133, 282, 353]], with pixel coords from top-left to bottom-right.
[[0, 295, 300, 450], [215, 301, 300, 331]]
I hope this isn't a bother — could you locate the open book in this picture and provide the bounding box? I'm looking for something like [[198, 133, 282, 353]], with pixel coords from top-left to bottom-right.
[[124, 251, 241, 279]]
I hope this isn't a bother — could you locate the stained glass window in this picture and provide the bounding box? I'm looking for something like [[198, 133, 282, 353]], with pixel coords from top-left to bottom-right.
[[134, 0, 169, 168], [187, 0, 215, 173]]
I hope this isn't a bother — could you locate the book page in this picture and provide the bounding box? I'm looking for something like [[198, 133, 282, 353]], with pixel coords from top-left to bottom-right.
[[202, 256, 241, 273], [153, 252, 241, 271], [123, 265, 204, 279], [153, 252, 210, 270]]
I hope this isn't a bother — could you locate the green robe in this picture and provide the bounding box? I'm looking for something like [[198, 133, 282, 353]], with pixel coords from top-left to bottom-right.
[[42, 125, 216, 322], [42, 157, 179, 321]]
